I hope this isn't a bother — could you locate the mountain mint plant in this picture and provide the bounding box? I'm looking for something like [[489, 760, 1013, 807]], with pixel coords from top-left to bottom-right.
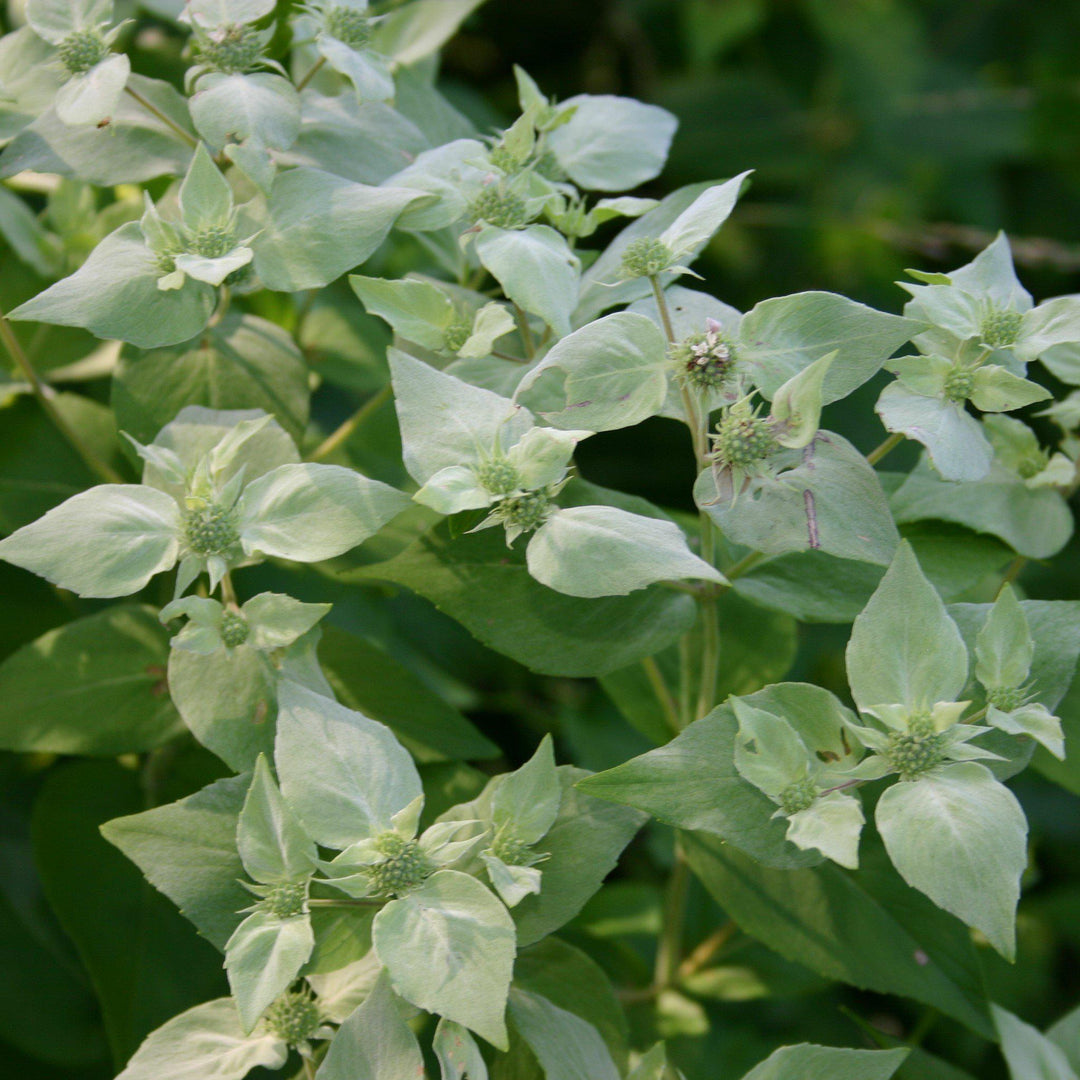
[[1, 3, 1079, 1079]]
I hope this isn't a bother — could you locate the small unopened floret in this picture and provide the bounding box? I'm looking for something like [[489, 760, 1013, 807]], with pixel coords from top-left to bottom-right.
[[779, 776, 819, 815], [943, 366, 975, 403], [220, 610, 249, 648], [58, 29, 109, 75], [887, 712, 945, 780], [980, 307, 1023, 349], [184, 504, 240, 557], [264, 991, 321, 1045], [469, 188, 533, 230], [493, 488, 553, 533], [192, 24, 265, 74], [475, 457, 522, 497], [367, 833, 432, 896], [986, 685, 1026, 711], [712, 413, 777, 468], [324, 5, 371, 47], [619, 237, 673, 279], [262, 881, 307, 919]]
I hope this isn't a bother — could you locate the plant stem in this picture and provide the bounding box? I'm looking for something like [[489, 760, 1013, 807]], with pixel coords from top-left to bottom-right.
[[997, 554, 1027, 596], [725, 549, 765, 581], [866, 431, 904, 467], [641, 656, 681, 735], [0, 307, 124, 484], [678, 920, 736, 979], [514, 304, 536, 359], [302, 1058, 316, 1080], [654, 846, 690, 990], [220, 570, 238, 608], [310, 385, 393, 461], [306, 898, 382, 909], [124, 85, 198, 148], [296, 55, 327, 92]]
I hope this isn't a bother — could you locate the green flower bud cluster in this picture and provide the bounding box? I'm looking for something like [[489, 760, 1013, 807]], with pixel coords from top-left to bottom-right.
[[184, 504, 240, 557], [980, 306, 1023, 348], [712, 412, 777, 468], [779, 776, 819, 815], [192, 24, 266, 75], [220, 610, 250, 648], [986, 684, 1026, 711], [943, 365, 975, 403], [493, 487, 554, 534], [487, 145, 520, 174], [262, 881, 308, 919], [367, 833, 432, 896], [324, 5, 371, 47], [264, 991, 321, 1045], [58, 29, 109, 75], [189, 223, 238, 259], [886, 712, 945, 780], [490, 831, 535, 867], [468, 187, 534, 230], [671, 325, 737, 392], [476, 457, 522, 497], [619, 237, 673, 279], [442, 314, 474, 354]]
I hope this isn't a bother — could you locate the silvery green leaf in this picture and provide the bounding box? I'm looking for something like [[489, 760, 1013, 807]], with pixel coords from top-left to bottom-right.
[[731, 698, 813, 798], [275, 680, 422, 848], [527, 505, 725, 598], [740, 292, 920, 405], [989, 703, 1065, 761], [350, 274, 455, 350], [887, 353, 950, 397], [491, 734, 561, 843], [225, 909, 315, 1033], [160, 594, 226, 653], [179, 142, 234, 229], [316, 970, 424, 1080], [238, 755, 317, 885], [696, 431, 899, 565], [243, 593, 331, 650], [976, 585, 1035, 690], [114, 997, 287, 1080], [389, 348, 533, 484], [740, 1043, 908, 1080], [372, 0, 484, 65], [508, 427, 584, 489], [846, 541, 968, 712], [254, 168, 426, 291], [481, 855, 541, 908], [947, 231, 1032, 312], [415, 465, 493, 515], [785, 792, 864, 870], [373, 869, 515, 1048], [0, 484, 180, 598], [8, 223, 216, 348], [0, 178, 62, 277], [900, 284, 983, 356], [546, 94, 677, 192], [515, 311, 668, 431], [174, 246, 253, 286], [474, 225, 581, 338], [1015, 296, 1080, 363], [305, 953, 382, 1024], [876, 382, 993, 482], [876, 762, 1026, 959], [969, 366, 1051, 412], [994, 1005, 1079, 1080], [434, 1018, 489, 1080], [659, 170, 752, 259], [237, 462, 409, 562], [318, 37, 395, 102], [54, 52, 129, 126], [1040, 336, 1080, 385], [181, 0, 275, 26], [508, 989, 621, 1080], [459, 303, 516, 359], [190, 72, 301, 153], [25, 0, 112, 44], [383, 138, 490, 231], [628, 1045, 681, 1080], [0, 27, 63, 142], [770, 351, 834, 448]]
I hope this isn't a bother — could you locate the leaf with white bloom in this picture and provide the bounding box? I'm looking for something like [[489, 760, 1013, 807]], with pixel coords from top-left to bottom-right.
[[515, 311, 668, 431], [389, 349, 533, 484], [115, 997, 287, 1080], [509, 427, 584, 489], [190, 73, 301, 154], [876, 762, 1026, 959], [491, 734, 561, 844], [181, 0, 276, 27], [659, 170, 753, 259], [237, 756, 317, 885], [481, 856, 542, 908], [508, 989, 621, 1080], [740, 292, 921, 405], [969, 366, 1051, 412], [732, 699, 813, 797], [416, 466, 493, 515], [254, 168, 427, 291], [546, 94, 677, 191], [8, 223, 216, 348], [316, 971, 424, 1080], [0, 484, 181, 598], [383, 139, 490, 231], [846, 541, 968, 712], [275, 680, 422, 848], [374, 869, 515, 1049], [242, 593, 331, 651], [318, 37, 395, 103], [236, 463, 409, 562], [1015, 296, 1080, 364], [225, 909, 316, 1032], [435, 1018, 489, 1080], [350, 274, 456, 350], [876, 382, 994, 482], [740, 1043, 908, 1080], [785, 792, 864, 870], [179, 142, 234, 229], [25, 0, 113, 43], [989, 702, 1065, 761], [474, 225, 581, 338], [976, 585, 1035, 690], [770, 351, 834, 448], [174, 246, 253, 287], [372, 0, 486, 66], [55, 52, 130, 126], [526, 505, 725, 598], [459, 303, 517, 359], [994, 1005, 1079, 1080]]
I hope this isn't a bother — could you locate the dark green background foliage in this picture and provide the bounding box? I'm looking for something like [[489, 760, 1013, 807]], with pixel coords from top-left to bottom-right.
[[1, 1, 1079, 1077]]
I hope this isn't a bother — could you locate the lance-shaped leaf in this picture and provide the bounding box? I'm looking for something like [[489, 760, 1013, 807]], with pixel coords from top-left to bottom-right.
[[491, 735, 561, 844], [740, 1044, 908, 1080], [316, 971, 424, 1080], [658, 170, 753, 260], [254, 168, 427, 291], [508, 989, 621, 1080], [275, 681, 422, 849], [993, 1006, 1079, 1080], [474, 225, 581, 337], [435, 1018, 489, 1080], [115, 997, 288, 1080], [0, 484, 181, 598], [515, 311, 668, 431], [351, 274, 457, 351], [975, 585, 1035, 690], [374, 869, 516, 1049], [739, 292, 920, 405], [8, 222, 216, 348], [526, 505, 725, 598], [236, 462, 409, 562], [846, 541, 968, 712], [238, 756, 317, 885], [876, 761, 1027, 959]]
